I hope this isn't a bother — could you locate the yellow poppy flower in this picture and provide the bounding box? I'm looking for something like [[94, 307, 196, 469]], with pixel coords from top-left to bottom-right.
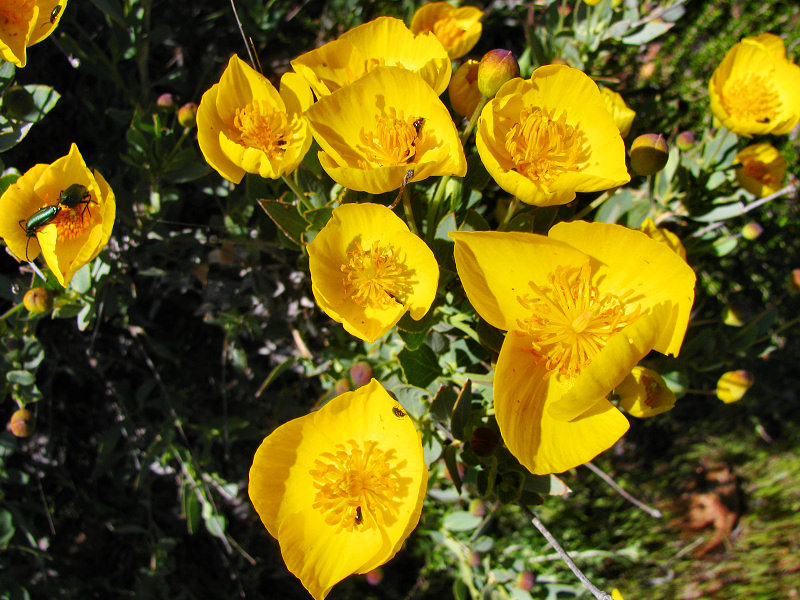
[[709, 33, 800, 136], [409, 2, 483, 60], [616, 366, 677, 418], [638, 217, 687, 261], [734, 143, 787, 197], [476, 64, 630, 206], [449, 58, 482, 118], [291, 16, 451, 98], [0, 143, 115, 287], [305, 66, 467, 194], [248, 379, 428, 600], [600, 87, 636, 138], [716, 370, 754, 404], [307, 203, 438, 342], [196, 54, 313, 184], [450, 221, 696, 474], [0, 0, 66, 68]]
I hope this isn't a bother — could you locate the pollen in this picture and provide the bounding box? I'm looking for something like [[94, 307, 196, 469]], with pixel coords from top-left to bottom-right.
[[357, 110, 423, 168], [516, 263, 640, 379], [722, 74, 781, 124], [341, 240, 413, 308], [55, 204, 97, 242], [232, 100, 289, 158], [309, 440, 408, 531], [505, 106, 590, 185]]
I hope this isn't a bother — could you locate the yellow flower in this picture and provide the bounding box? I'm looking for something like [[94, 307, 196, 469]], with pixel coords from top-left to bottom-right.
[[248, 379, 428, 600], [734, 143, 787, 197], [449, 58, 482, 118], [291, 16, 451, 98], [305, 66, 466, 194], [450, 222, 695, 474], [611, 589, 625, 600], [307, 203, 438, 342], [196, 55, 313, 184], [476, 64, 630, 206], [0, 143, 115, 287], [709, 33, 800, 136], [616, 366, 677, 418], [0, 0, 66, 68], [600, 87, 636, 138], [716, 370, 754, 404], [409, 2, 483, 60], [638, 217, 687, 261]]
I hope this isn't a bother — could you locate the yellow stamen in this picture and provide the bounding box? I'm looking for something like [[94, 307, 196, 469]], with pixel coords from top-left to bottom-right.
[[341, 240, 413, 308], [516, 263, 640, 378], [722, 74, 781, 124], [357, 110, 423, 169], [55, 203, 96, 242], [505, 106, 589, 185], [309, 440, 408, 531], [232, 100, 289, 158]]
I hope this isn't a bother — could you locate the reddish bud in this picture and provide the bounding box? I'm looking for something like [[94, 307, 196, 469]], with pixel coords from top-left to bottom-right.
[[469, 427, 499, 457], [676, 130, 696, 150], [516, 571, 536, 591], [349, 362, 373, 387], [365, 567, 383, 585], [8, 408, 34, 437], [477, 50, 519, 97], [630, 133, 669, 176]]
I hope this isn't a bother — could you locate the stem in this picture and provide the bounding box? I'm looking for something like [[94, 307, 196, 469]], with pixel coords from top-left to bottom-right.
[[521, 506, 614, 600], [573, 188, 616, 220], [281, 174, 306, 207], [498, 197, 520, 230], [401, 181, 420, 236], [229, 0, 256, 69], [0, 302, 25, 322], [460, 95, 488, 146], [584, 461, 662, 518]]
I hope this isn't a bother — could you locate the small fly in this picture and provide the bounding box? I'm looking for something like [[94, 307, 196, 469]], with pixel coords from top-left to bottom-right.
[[354, 506, 363, 525]]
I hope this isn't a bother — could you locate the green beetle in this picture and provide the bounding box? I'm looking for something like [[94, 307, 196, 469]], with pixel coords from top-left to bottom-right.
[[18, 205, 62, 261], [57, 183, 93, 218]]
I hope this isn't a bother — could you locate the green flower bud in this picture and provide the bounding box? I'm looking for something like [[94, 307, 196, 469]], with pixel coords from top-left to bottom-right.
[[741, 221, 764, 240], [23, 287, 53, 314], [676, 130, 696, 150], [177, 102, 198, 128], [8, 408, 34, 438], [630, 133, 669, 176], [469, 498, 486, 517], [477, 49, 519, 98]]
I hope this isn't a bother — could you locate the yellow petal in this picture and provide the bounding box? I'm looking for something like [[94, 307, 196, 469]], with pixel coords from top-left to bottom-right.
[[734, 143, 787, 197], [0, 2, 38, 67], [548, 221, 696, 357], [616, 366, 677, 418], [29, 0, 67, 46], [495, 332, 629, 475], [248, 380, 428, 600], [308, 203, 439, 342], [410, 3, 483, 60], [638, 217, 687, 261]]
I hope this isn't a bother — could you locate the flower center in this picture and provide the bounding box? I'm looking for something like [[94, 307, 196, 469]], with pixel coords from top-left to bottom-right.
[[505, 106, 590, 185], [0, 0, 35, 26], [357, 110, 423, 169], [742, 160, 779, 187], [232, 100, 288, 158], [341, 240, 413, 308], [516, 263, 640, 379], [309, 440, 407, 532], [54, 202, 97, 242], [432, 19, 467, 48], [722, 74, 781, 124]]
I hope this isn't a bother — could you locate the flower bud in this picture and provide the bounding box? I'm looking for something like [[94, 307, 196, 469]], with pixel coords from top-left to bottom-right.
[[449, 59, 482, 118], [676, 130, 696, 150], [616, 366, 676, 417], [365, 567, 383, 586], [786, 269, 800, 295], [23, 287, 53, 313], [468, 498, 486, 517], [722, 301, 748, 327], [741, 221, 764, 240], [630, 133, 669, 176], [716, 370, 754, 404], [157, 93, 175, 109], [469, 426, 499, 457], [8, 408, 34, 438], [516, 571, 536, 591], [349, 361, 373, 387], [477, 50, 519, 98], [177, 102, 198, 128], [468, 551, 481, 567], [333, 378, 351, 395]]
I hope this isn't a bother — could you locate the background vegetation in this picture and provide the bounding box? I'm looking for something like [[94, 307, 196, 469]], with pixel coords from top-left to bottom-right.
[[0, 1, 798, 599]]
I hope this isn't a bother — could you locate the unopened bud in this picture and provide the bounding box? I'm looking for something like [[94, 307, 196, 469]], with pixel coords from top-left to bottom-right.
[[786, 269, 800, 295], [469, 426, 499, 457], [716, 370, 754, 404], [741, 221, 763, 240], [157, 93, 175, 109], [676, 130, 696, 150], [516, 571, 536, 591], [468, 498, 486, 517], [23, 287, 53, 313], [349, 361, 373, 387], [365, 567, 383, 585], [177, 102, 198, 128], [722, 301, 748, 327], [333, 378, 351, 395], [477, 50, 519, 98], [8, 408, 34, 437], [630, 133, 669, 176]]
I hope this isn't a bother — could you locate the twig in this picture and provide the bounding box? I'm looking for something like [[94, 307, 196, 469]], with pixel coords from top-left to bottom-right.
[[692, 184, 797, 239], [229, 0, 256, 69], [584, 461, 662, 518], [521, 506, 614, 600]]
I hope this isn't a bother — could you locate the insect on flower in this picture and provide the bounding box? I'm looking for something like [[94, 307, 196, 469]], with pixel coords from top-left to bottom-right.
[[354, 506, 363, 525], [19, 205, 62, 261], [50, 5, 63, 24], [57, 183, 94, 221], [392, 406, 406, 418]]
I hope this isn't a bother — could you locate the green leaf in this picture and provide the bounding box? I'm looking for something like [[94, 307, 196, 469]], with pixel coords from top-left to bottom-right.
[[0, 173, 18, 196], [430, 385, 458, 424], [398, 344, 440, 388], [523, 473, 571, 497], [6, 370, 35, 386], [203, 512, 227, 541], [622, 20, 673, 45], [0, 510, 14, 549], [257, 199, 308, 248], [20, 85, 60, 123], [442, 510, 482, 532]]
